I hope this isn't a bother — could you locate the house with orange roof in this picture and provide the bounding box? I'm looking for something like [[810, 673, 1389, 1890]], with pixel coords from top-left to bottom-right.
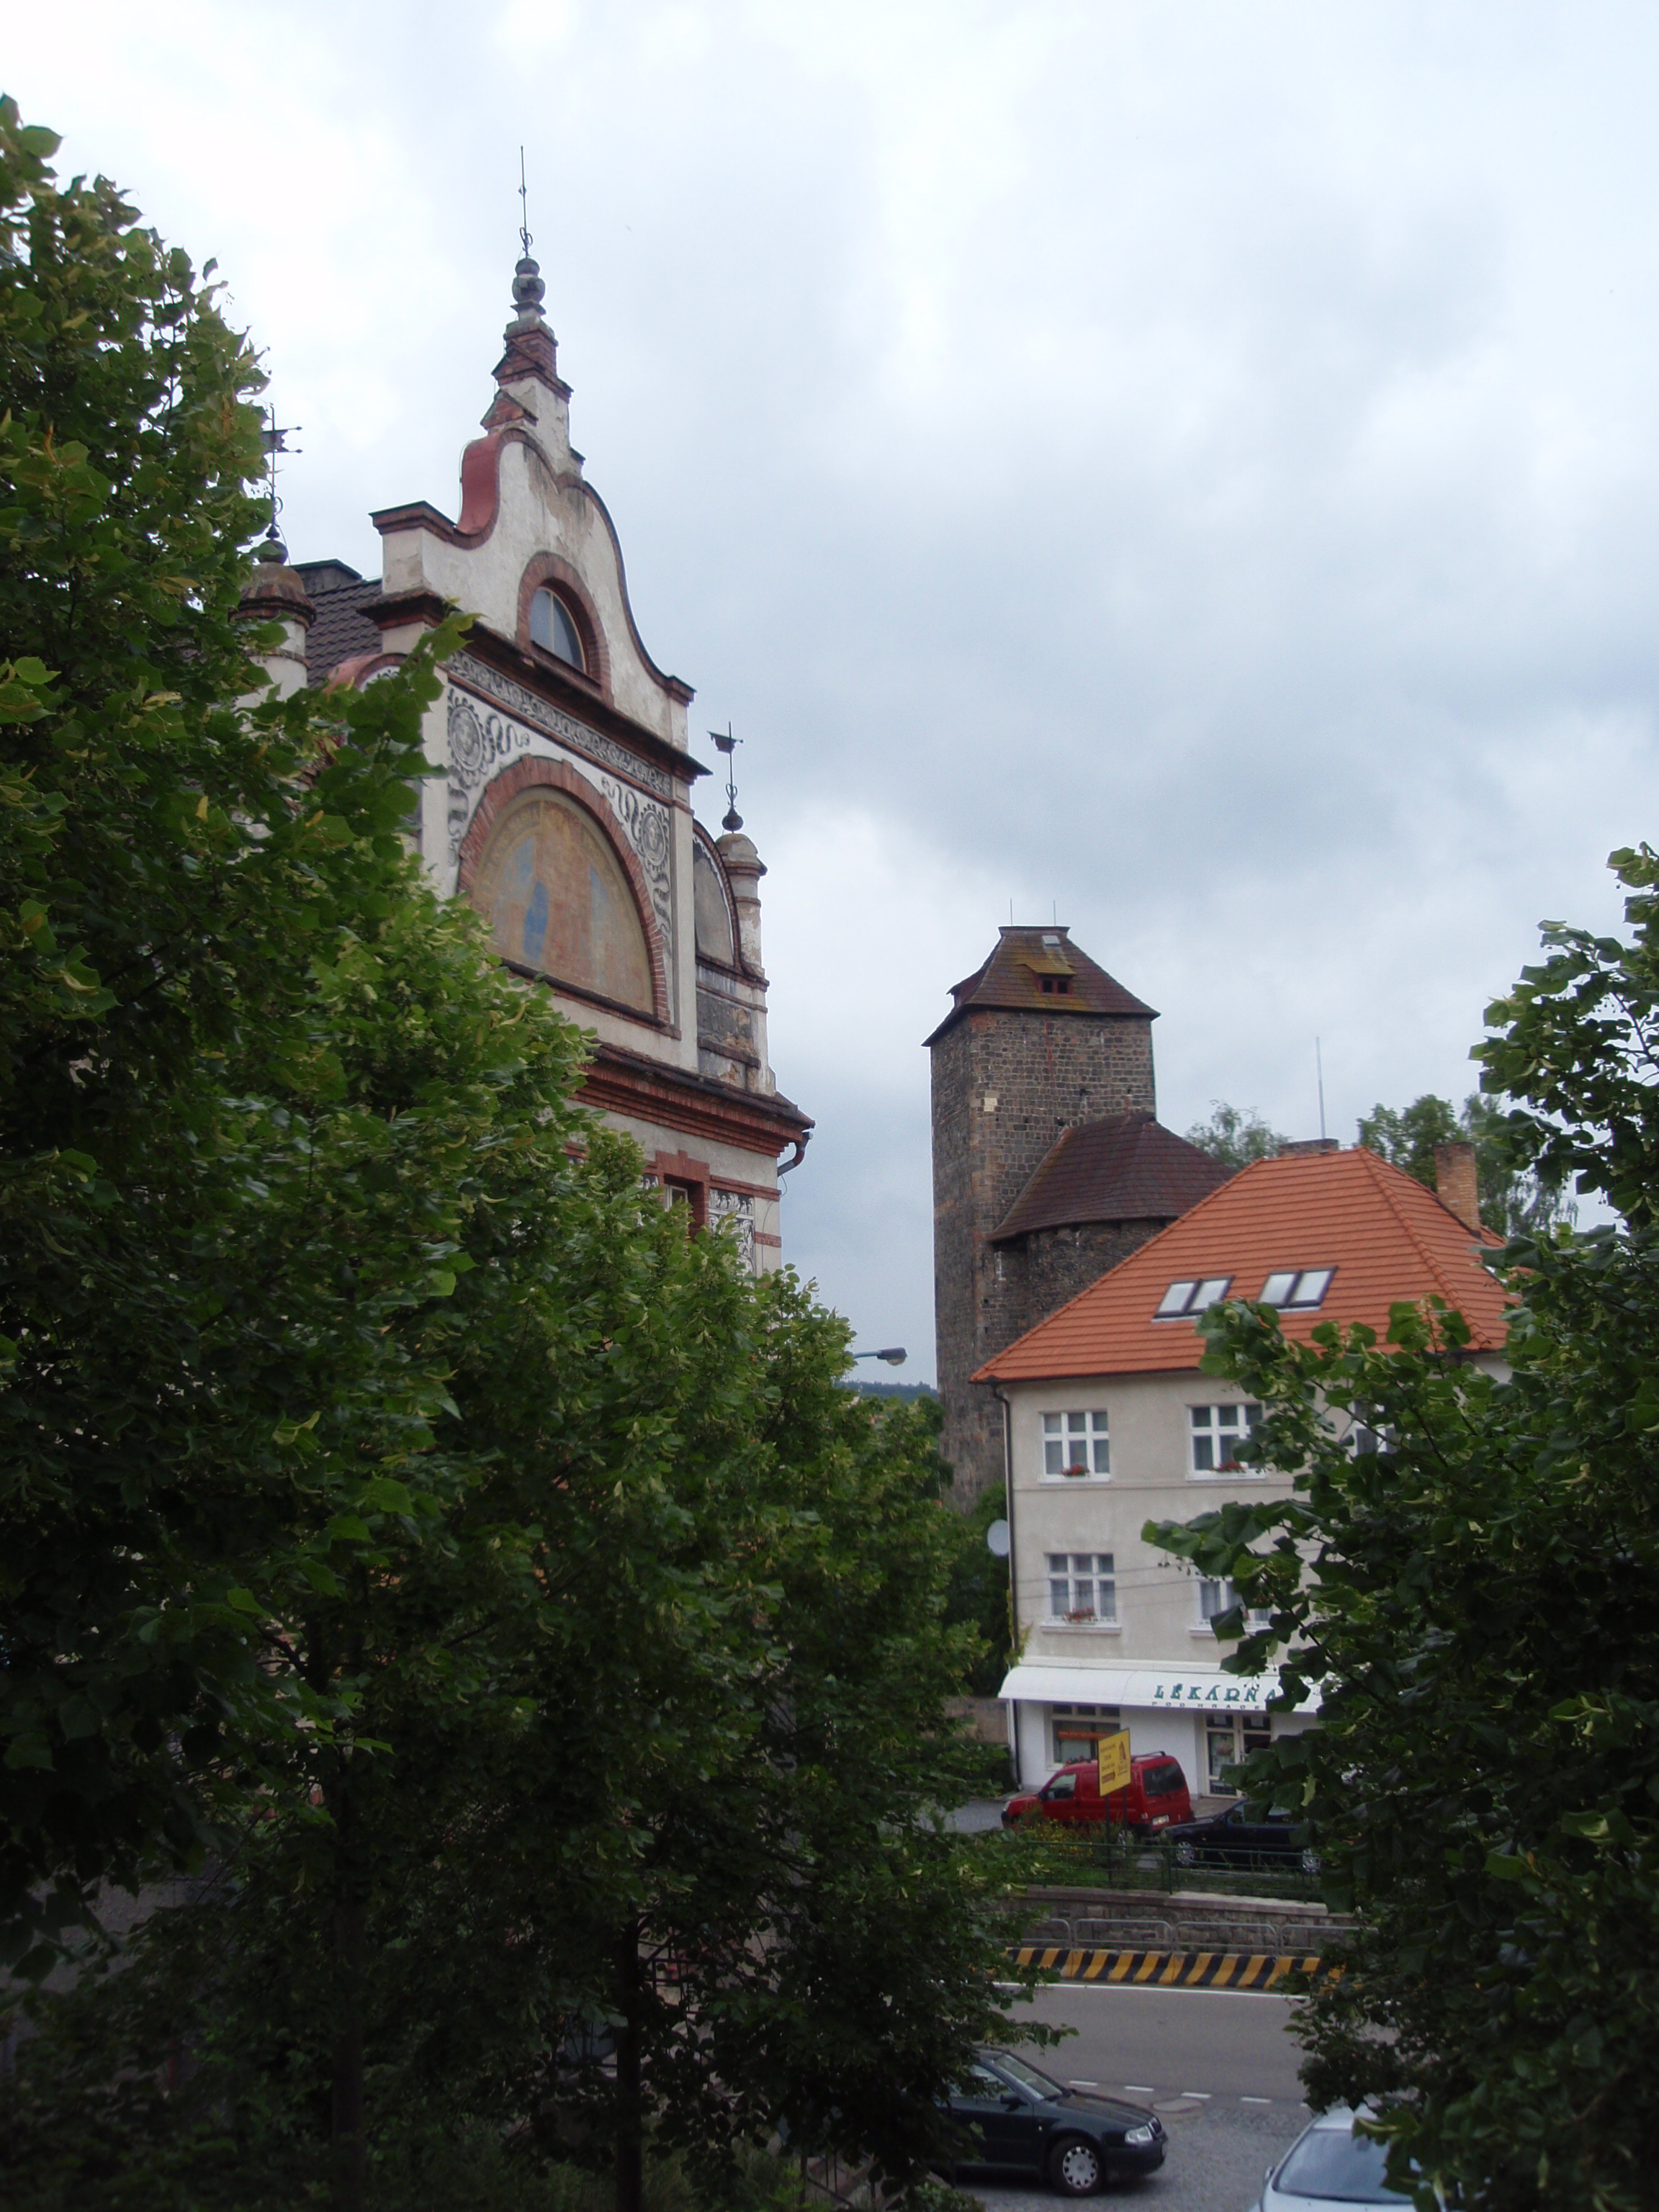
[[973, 1138, 1511, 1797]]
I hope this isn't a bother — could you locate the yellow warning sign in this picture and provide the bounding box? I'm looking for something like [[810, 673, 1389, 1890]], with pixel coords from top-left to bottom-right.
[[1097, 1729, 1132, 1797]]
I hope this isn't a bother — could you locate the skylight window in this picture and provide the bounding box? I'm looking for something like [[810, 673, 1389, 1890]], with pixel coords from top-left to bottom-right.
[[1259, 1267, 1334, 1309], [1155, 1276, 1233, 1318]]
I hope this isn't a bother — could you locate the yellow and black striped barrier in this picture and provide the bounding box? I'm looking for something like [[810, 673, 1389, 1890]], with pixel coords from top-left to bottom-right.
[[1010, 1945, 1338, 1990]]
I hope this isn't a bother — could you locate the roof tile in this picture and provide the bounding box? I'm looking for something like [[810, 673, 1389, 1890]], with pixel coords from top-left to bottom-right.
[[975, 1146, 1509, 1380], [992, 1111, 1232, 1240], [924, 927, 1155, 1045]]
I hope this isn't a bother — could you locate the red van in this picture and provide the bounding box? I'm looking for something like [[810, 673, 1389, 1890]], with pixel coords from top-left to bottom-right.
[[1001, 1754, 1193, 1835]]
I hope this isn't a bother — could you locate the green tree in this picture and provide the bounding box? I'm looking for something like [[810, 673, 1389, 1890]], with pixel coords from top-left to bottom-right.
[[0, 104, 1039, 2209], [0, 99, 539, 1983], [1184, 1101, 1285, 1170], [1146, 845, 1659, 2211], [942, 1476, 1014, 1699], [1356, 1091, 1571, 1238]]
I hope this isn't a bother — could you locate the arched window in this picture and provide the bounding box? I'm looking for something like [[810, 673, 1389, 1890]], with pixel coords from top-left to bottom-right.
[[529, 586, 584, 669], [693, 838, 736, 966], [470, 788, 652, 1013]]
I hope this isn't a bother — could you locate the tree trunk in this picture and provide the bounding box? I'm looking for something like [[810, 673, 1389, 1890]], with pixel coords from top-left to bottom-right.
[[329, 1784, 367, 2212], [613, 1921, 644, 2212]]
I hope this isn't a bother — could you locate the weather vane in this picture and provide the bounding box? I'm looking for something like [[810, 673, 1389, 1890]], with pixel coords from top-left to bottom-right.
[[258, 406, 302, 546], [518, 145, 533, 258], [710, 724, 743, 832]]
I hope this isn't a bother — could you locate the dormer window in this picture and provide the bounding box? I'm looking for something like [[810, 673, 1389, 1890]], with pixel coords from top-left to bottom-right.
[[1259, 1267, 1334, 1309], [530, 587, 584, 670], [1155, 1276, 1232, 1318], [1039, 975, 1072, 995]]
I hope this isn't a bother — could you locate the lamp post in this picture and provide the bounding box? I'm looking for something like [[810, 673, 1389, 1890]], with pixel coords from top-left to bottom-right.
[[850, 1347, 907, 1367]]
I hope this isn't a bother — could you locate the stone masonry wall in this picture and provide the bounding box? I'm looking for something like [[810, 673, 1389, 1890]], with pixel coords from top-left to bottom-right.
[[932, 1008, 1155, 1502]]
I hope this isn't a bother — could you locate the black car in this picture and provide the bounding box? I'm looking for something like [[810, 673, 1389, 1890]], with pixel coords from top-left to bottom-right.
[[942, 2048, 1166, 2196], [1160, 1801, 1321, 1874]]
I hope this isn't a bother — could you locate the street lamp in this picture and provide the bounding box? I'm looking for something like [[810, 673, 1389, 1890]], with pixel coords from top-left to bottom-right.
[[850, 1347, 907, 1367]]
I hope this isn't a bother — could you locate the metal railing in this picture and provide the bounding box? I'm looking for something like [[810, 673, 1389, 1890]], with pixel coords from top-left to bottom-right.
[[966, 1820, 1324, 1902]]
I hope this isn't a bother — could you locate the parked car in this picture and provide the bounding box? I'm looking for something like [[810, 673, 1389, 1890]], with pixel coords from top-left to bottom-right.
[[1249, 2105, 1412, 2208], [1002, 1754, 1193, 1835], [1159, 1799, 1321, 1874], [942, 2048, 1166, 2196]]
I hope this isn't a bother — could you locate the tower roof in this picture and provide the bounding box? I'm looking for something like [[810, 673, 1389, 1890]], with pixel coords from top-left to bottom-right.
[[990, 1111, 1231, 1242], [975, 1145, 1510, 1382], [923, 926, 1156, 1046]]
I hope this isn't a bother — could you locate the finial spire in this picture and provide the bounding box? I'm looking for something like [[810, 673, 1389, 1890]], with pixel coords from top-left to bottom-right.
[[508, 145, 547, 331], [711, 724, 743, 832], [257, 405, 302, 562]]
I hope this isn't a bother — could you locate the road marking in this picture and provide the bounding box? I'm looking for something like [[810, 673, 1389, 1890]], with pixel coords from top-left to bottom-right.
[[1124, 2085, 1156, 2093], [1069, 2080, 1100, 2087], [1241, 2096, 1273, 2104], [1181, 2091, 1213, 2099]]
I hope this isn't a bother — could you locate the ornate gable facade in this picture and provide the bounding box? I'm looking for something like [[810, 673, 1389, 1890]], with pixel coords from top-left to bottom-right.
[[242, 250, 810, 1269]]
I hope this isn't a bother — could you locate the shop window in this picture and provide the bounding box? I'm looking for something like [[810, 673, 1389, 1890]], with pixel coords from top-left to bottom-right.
[[1205, 1715, 1273, 1797], [1051, 1702, 1122, 1766]]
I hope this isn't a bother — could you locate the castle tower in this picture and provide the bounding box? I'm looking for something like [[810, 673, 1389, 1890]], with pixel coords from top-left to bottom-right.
[[928, 926, 1223, 1501]]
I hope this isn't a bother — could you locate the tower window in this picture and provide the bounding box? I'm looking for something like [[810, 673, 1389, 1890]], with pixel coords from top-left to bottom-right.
[[529, 587, 584, 669]]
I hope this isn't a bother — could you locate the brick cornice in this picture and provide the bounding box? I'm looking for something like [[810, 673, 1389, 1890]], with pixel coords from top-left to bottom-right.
[[580, 1043, 811, 1163]]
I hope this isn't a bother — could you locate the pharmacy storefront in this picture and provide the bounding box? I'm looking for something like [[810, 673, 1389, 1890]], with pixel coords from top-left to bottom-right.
[[997, 1663, 1321, 1799]]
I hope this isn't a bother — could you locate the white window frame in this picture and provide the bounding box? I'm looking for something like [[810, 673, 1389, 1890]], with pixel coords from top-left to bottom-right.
[[1045, 1552, 1118, 1627], [1040, 1409, 1110, 1480], [1258, 1267, 1334, 1309], [1192, 1576, 1274, 1635], [1154, 1275, 1233, 1320], [1188, 1401, 1266, 1478]]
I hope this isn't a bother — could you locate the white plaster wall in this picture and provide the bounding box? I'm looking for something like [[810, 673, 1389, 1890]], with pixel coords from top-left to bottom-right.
[[1003, 1369, 1300, 1674]]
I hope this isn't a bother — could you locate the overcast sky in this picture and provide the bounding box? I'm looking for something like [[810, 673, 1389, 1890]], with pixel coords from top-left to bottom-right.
[[12, 4, 1659, 1377]]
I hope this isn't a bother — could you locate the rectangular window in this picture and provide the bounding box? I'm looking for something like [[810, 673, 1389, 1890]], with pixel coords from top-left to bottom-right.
[[1259, 1267, 1334, 1308], [1042, 1409, 1110, 1477], [1051, 1701, 1123, 1766], [1046, 1552, 1116, 1624], [1197, 1578, 1272, 1628], [1190, 1402, 1264, 1474], [1156, 1276, 1232, 1319]]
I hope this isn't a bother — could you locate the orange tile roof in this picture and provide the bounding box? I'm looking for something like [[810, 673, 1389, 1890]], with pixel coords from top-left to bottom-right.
[[974, 1146, 1510, 1382]]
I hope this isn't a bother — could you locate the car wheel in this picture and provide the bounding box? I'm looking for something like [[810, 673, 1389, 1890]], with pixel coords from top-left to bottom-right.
[[1174, 1840, 1196, 1866], [1048, 2134, 1104, 2196], [1300, 1846, 1321, 1874]]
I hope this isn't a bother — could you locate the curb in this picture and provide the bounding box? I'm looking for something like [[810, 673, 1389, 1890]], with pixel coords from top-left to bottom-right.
[[1010, 1944, 1339, 1990]]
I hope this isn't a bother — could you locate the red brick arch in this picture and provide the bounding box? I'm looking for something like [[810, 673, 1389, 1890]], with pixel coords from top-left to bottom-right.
[[516, 553, 610, 696], [458, 753, 670, 1027]]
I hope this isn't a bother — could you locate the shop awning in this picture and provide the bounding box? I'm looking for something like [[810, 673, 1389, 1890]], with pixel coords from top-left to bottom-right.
[[997, 1661, 1321, 1716]]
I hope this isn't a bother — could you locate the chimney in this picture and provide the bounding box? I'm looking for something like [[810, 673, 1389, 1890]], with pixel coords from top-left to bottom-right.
[[1434, 1141, 1480, 1232]]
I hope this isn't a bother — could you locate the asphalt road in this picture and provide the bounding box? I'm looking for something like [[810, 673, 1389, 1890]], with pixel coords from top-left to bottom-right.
[[962, 1981, 1312, 2212]]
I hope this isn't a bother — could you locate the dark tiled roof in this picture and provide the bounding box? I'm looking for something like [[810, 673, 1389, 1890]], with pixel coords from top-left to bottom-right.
[[295, 561, 382, 686], [991, 1112, 1232, 1241], [924, 927, 1155, 1045]]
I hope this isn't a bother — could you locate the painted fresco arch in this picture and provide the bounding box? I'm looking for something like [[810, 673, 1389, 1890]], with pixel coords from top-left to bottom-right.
[[458, 754, 670, 1026]]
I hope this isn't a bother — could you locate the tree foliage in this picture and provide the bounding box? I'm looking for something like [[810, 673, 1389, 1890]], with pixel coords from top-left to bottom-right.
[[1356, 1091, 1571, 1238], [0, 103, 1034, 2207], [1184, 1100, 1285, 1171], [1146, 845, 1659, 2211]]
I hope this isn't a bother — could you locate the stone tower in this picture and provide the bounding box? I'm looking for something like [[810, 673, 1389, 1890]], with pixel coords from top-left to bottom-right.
[[927, 926, 1226, 1501]]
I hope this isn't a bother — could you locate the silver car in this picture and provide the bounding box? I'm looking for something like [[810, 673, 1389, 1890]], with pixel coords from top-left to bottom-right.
[[1249, 2105, 1412, 2209]]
